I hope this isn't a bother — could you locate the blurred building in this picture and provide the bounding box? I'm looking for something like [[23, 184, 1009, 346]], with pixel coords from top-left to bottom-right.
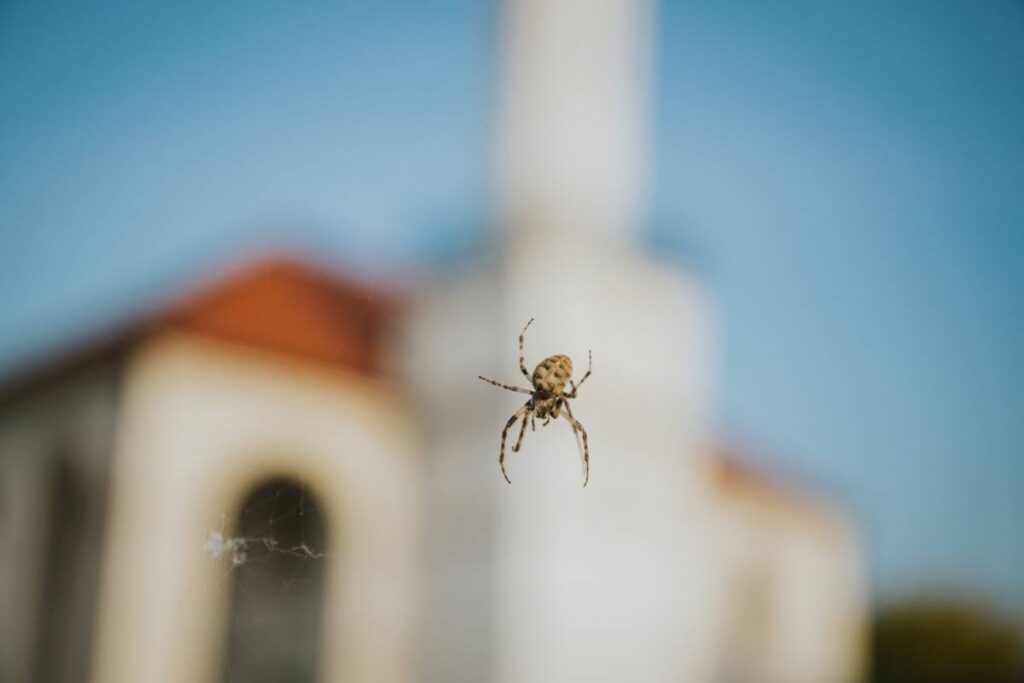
[[0, 1, 865, 682]]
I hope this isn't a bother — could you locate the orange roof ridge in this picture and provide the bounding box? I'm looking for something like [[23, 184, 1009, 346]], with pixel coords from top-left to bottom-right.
[[706, 444, 847, 508], [0, 254, 402, 403]]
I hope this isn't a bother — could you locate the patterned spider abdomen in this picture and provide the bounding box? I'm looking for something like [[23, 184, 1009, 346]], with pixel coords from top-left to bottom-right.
[[532, 354, 573, 394]]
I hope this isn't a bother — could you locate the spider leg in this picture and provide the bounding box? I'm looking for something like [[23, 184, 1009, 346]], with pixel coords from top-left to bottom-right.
[[512, 411, 530, 452], [563, 400, 581, 447], [499, 405, 529, 484], [531, 415, 537, 432], [519, 318, 534, 381], [565, 350, 592, 398], [478, 376, 533, 394], [562, 401, 590, 487]]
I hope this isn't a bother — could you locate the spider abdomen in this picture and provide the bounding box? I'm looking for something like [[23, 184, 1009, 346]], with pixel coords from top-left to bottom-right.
[[533, 354, 573, 394]]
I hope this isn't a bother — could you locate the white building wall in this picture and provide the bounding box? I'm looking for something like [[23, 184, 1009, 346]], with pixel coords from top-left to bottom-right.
[[773, 512, 866, 683], [405, 242, 723, 683], [90, 333, 421, 683], [0, 361, 120, 683], [493, 238, 721, 683], [403, 260, 507, 683], [706, 471, 867, 683]]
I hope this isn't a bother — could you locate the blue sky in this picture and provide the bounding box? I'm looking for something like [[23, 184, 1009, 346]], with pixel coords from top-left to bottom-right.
[[654, 1, 1024, 609], [1, 1, 1022, 609]]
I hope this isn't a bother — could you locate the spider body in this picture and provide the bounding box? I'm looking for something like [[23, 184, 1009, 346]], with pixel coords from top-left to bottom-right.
[[478, 320, 592, 486], [532, 354, 573, 394]]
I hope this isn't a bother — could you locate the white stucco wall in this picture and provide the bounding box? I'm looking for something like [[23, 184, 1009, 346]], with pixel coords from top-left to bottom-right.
[[90, 332, 421, 683], [0, 360, 120, 683], [493, 236, 721, 683], [706, 465, 867, 683], [405, 236, 723, 683]]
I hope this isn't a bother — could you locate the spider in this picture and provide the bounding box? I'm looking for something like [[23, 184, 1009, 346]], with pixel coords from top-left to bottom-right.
[[478, 318, 592, 487]]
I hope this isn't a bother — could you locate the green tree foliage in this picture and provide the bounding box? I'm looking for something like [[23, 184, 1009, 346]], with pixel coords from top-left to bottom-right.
[[872, 599, 1024, 683]]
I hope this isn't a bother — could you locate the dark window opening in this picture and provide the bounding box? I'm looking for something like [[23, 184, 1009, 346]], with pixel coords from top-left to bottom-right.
[[221, 478, 327, 683], [31, 456, 96, 683]]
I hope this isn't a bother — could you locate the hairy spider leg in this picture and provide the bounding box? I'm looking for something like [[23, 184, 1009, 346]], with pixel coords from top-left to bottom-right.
[[513, 410, 530, 452], [563, 400, 583, 455], [563, 401, 590, 487], [565, 349, 593, 398], [519, 318, 535, 381], [478, 376, 532, 394], [500, 405, 530, 484]]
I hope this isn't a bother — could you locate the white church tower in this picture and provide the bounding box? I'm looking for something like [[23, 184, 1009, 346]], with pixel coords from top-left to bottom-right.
[[406, 0, 724, 680]]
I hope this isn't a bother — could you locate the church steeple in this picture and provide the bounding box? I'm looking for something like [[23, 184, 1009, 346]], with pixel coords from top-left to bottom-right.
[[496, 0, 653, 243]]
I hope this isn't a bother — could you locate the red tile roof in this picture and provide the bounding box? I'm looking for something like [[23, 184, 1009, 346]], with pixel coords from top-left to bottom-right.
[[0, 255, 401, 403], [705, 446, 853, 528], [159, 257, 399, 375]]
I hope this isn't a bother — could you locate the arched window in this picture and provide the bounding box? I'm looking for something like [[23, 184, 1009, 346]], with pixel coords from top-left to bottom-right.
[[32, 455, 92, 683], [221, 479, 327, 683]]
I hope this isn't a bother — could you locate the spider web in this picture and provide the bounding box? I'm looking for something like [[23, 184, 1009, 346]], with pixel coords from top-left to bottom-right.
[[205, 479, 327, 683], [198, 283, 417, 683]]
